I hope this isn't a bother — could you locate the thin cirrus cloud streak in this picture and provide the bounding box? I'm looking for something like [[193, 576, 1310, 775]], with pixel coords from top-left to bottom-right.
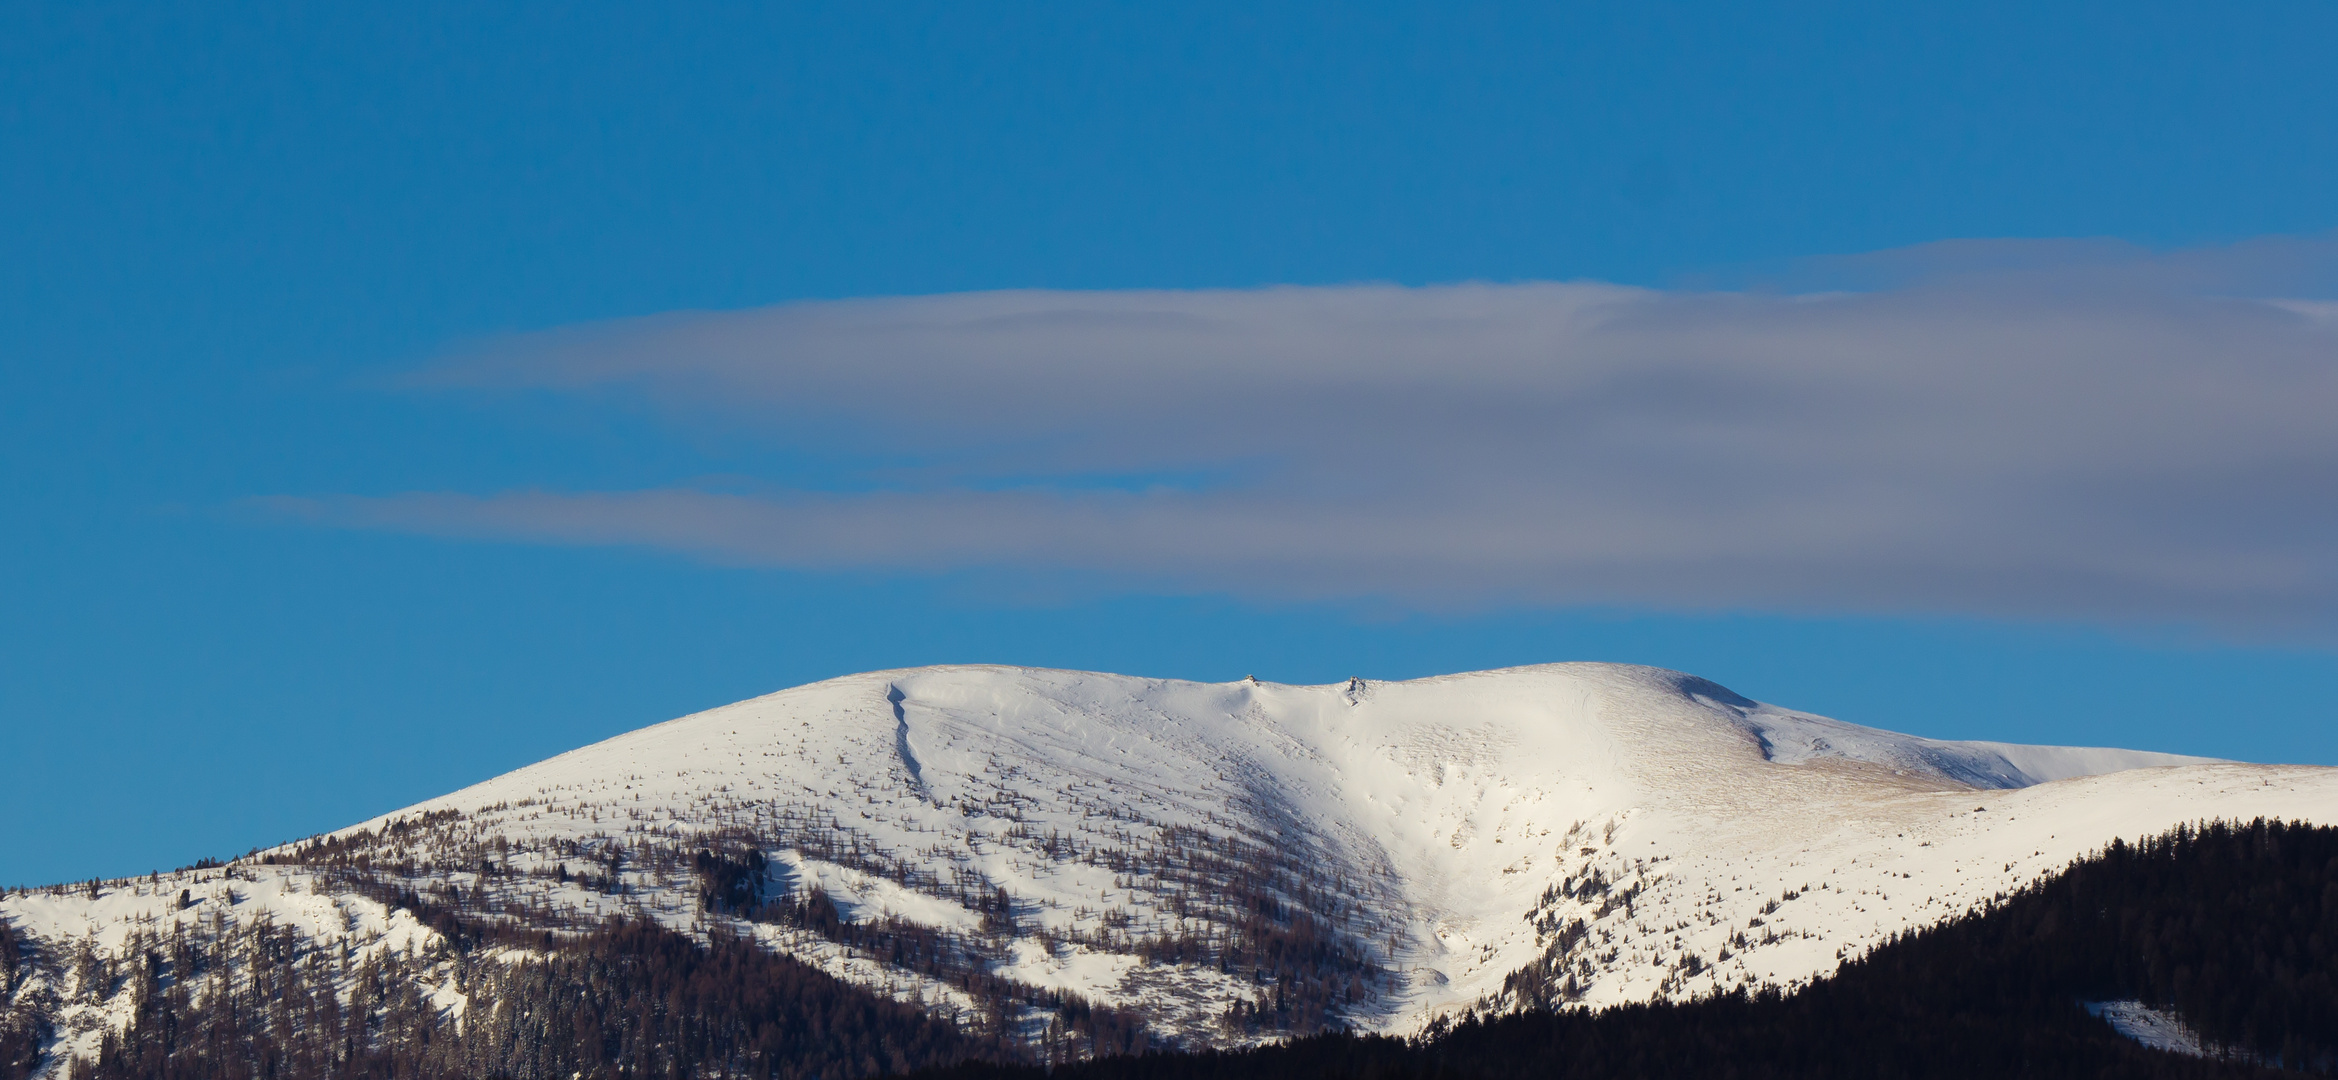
[[267, 237, 2338, 633]]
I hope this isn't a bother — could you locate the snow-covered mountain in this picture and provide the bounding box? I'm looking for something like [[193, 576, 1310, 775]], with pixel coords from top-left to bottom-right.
[[7, 663, 2335, 1068]]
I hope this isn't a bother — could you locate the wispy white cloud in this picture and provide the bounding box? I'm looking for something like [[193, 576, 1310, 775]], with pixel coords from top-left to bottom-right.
[[276, 236, 2338, 631]]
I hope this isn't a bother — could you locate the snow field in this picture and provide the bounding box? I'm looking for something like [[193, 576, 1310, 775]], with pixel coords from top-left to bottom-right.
[[6, 661, 2331, 1064]]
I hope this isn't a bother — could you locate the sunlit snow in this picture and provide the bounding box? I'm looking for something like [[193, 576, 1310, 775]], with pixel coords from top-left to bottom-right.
[[6, 662, 2331, 1072]]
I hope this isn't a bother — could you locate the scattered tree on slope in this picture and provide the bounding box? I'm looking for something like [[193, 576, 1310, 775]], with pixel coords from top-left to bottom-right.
[[69, 913, 1010, 1080]]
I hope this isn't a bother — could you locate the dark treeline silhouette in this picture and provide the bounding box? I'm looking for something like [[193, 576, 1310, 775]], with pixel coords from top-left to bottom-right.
[[915, 819, 2338, 1080]]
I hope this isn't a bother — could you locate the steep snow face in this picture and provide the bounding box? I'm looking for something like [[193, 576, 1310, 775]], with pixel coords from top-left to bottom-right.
[[5, 662, 2330, 1061]]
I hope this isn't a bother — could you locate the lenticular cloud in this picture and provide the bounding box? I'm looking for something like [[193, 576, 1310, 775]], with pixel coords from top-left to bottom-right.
[[279, 237, 2338, 632]]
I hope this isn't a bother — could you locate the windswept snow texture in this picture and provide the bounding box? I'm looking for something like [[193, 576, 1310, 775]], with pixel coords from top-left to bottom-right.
[[5, 662, 2331, 1064]]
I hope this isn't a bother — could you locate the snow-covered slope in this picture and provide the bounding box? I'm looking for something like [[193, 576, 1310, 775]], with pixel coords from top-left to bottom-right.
[[6, 662, 2334, 1064]]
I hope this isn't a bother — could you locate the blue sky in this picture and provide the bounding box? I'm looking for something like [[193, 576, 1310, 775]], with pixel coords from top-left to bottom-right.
[[6, 1, 2337, 886]]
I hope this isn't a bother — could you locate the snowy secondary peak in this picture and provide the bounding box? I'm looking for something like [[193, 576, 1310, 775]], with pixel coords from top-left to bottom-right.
[[1664, 671, 2212, 788], [5, 662, 2330, 1066]]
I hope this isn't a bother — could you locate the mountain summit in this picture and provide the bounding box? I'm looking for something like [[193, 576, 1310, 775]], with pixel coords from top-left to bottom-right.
[[6, 663, 2332, 1069]]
